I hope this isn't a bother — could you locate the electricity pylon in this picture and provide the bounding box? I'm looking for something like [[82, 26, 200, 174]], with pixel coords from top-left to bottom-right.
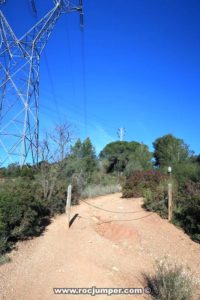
[[0, 0, 83, 167], [117, 127, 126, 142]]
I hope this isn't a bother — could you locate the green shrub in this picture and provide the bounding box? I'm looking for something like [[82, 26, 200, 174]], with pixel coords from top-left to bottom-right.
[[144, 259, 195, 300], [143, 186, 168, 218], [0, 179, 50, 254], [122, 169, 200, 243], [122, 170, 171, 218], [173, 162, 200, 186], [174, 181, 200, 242], [0, 175, 84, 255], [0, 254, 11, 265], [122, 170, 167, 198]]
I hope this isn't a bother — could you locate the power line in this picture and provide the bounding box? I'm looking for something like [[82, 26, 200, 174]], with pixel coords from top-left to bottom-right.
[[80, 19, 88, 138], [43, 51, 62, 123], [27, 3, 61, 123], [39, 100, 118, 134], [40, 91, 117, 131]]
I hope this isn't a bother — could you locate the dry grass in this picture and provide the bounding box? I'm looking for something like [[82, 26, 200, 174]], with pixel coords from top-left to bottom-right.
[[81, 184, 121, 199], [144, 259, 198, 300]]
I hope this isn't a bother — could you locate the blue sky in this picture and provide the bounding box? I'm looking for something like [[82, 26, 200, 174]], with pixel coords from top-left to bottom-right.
[[2, 0, 200, 154]]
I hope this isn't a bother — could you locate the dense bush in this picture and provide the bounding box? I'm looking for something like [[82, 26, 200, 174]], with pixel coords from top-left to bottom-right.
[[123, 169, 200, 242], [0, 254, 11, 265], [0, 163, 36, 179], [174, 181, 200, 242], [122, 170, 167, 197], [173, 162, 200, 186], [0, 175, 83, 255], [122, 170, 169, 217], [0, 179, 49, 254]]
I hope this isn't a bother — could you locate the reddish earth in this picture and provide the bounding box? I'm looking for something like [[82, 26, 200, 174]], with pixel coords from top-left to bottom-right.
[[0, 193, 200, 300]]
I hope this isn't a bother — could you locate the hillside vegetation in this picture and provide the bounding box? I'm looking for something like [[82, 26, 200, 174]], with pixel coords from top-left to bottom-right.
[[123, 134, 200, 243], [0, 126, 200, 257]]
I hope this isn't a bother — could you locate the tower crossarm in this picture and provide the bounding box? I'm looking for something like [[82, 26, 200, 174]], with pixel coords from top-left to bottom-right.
[[19, 1, 82, 57], [19, 6, 61, 57]]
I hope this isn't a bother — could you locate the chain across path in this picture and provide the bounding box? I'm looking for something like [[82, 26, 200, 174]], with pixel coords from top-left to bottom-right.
[[79, 198, 166, 223]]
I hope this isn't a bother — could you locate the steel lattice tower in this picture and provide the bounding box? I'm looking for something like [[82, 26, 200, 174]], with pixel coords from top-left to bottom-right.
[[0, 0, 83, 166]]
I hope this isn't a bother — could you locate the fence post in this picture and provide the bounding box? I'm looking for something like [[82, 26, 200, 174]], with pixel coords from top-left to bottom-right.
[[66, 184, 72, 229], [168, 183, 173, 222]]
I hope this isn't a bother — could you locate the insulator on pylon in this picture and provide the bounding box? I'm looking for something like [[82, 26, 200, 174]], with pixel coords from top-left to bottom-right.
[[0, 0, 6, 5]]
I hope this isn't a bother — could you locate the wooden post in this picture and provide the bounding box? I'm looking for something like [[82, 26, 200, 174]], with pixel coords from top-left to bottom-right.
[[168, 183, 173, 222], [66, 184, 72, 229]]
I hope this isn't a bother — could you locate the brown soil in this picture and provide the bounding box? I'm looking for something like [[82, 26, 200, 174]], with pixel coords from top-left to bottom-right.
[[0, 193, 200, 300], [96, 223, 139, 243]]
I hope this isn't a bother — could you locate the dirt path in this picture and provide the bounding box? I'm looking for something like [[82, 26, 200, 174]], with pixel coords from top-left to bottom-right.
[[0, 193, 200, 300]]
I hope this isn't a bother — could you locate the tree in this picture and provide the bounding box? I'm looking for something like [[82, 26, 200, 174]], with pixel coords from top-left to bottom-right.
[[50, 123, 72, 161], [81, 138, 98, 173], [153, 134, 192, 168], [125, 144, 153, 176], [65, 137, 98, 178], [37, 122, 73, 202], [100, 141, 152, 173]]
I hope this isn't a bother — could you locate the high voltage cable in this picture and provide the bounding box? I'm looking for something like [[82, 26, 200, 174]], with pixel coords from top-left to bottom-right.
[[27, 6, 61, 123], [28, 2, 83, 127], [40, 94, 117, 131], [80, 22, 88, 138], [64, 17, 77, 113], [40, 101, 117, 133], [27, 1, 115, 141], [43, 51, 62, 123], [64, 8, 88, 138]]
